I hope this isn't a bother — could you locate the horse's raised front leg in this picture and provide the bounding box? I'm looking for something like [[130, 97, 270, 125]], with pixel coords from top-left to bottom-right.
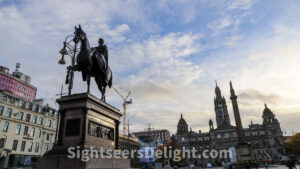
[[67, 64, 80, 71], [102, 87, 106, 102], [87, 75, 91, 94]]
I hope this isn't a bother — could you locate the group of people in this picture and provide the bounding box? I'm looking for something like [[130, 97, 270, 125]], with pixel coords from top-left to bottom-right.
[[228, 163, 237, 169], [223, 162, 237, 169], [286, 159, 297, 169]]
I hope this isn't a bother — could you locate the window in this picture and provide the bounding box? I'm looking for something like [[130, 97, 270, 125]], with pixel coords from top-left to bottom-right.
[[5, 108, 12, 117], [32, 115, 37, 124], [18, 112, 23, 120], [25, 102, 30, 109], [21, 141, 26, 151], [12, 140, 18, 151], [0, 106, 3, 115], [0, 138, 5, 148], [38, 106, 42, 113], [3, 122, 9, 132], [48, 120, 52, 127], [18, 100, 23, 107], [45, 145, 49, 152], [24, 126, 28, 135], [30, 127, 35, 137], [38, 117, 43, 125], [32, 104, 36, 111], [37, 129, 42, 138], [28, 141, 33, 152], [16, 124, 21, 134], [46, 133, 50, 141], [35, 142, 39, 152], [25, 114, 31, 122]]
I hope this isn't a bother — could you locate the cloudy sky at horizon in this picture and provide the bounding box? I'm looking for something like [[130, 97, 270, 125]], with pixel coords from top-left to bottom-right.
[[1, 0, 300, 135]]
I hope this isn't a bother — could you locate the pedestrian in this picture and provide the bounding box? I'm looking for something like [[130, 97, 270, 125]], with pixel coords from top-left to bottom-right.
[[264, 161, 269, 169], [292, 159, 297, 169], [286, 160, 292, 169], [255, 161, 259, 169], [230, 163, 235, 169], [245, 161, 251, 169]]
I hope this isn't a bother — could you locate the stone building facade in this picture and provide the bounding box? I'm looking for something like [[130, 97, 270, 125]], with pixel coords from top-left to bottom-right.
[[119, 134, 141, 167], [134, 129, 171, 145], [0, 64, 58, 168], [176, 82, 285, 166]]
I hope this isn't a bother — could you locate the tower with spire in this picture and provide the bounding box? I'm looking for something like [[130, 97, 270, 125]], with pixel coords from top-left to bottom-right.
[[209, 119, 214, 130], [214, 81, 231, 128]]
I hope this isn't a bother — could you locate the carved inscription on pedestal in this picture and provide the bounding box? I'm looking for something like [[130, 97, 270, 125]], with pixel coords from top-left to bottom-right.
[[88, 121, 114, 141]]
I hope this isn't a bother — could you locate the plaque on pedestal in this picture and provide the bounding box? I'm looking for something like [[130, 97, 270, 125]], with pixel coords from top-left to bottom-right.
[[36, 93, 130, 169]]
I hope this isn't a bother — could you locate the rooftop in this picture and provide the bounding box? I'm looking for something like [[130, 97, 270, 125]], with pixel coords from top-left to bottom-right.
[[0, 91, 57, 117]]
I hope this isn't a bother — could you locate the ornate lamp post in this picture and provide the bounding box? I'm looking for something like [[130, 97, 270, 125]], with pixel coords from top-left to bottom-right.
[[58, 35, 79, 95]]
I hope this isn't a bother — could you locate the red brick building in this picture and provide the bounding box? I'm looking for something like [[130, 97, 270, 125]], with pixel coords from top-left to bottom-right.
[[0, 63, 37, 102]]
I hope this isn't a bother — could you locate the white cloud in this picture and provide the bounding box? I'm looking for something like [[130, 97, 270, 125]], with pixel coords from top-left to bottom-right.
[[225, 35, 242, 46], [226, 0, 256, 11], [0, 0, 299, 135], [207, 14, 232, 32], [110, 32, 202, 74]]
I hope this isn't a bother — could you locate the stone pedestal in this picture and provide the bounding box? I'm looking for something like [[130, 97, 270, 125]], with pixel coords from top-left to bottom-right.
[[236, 143, 255, 168], [36, 93, 130, 169]]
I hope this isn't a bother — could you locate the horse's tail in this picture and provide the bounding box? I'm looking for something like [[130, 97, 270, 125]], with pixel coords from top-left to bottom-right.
[[108, 73, 112, 88], [82, 71, 87, 81]]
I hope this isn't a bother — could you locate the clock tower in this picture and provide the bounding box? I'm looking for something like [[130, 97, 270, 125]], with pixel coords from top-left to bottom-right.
[[214, 81, 231, 128]]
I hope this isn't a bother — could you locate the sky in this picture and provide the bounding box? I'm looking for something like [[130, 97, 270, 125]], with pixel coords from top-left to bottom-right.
[[0, 0, 300, 135]]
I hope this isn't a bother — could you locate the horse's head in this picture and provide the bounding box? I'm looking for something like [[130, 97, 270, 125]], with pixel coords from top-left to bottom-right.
[[73, 25, 86, 43]]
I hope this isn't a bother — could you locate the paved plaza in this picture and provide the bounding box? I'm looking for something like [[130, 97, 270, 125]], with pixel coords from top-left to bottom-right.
[[174, 165, 300, 169], [203, 166, 300, 169]]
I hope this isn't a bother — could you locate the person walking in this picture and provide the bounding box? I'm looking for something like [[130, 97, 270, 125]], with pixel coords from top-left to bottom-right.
[[292, 159, 297, 169], [264, 161, 269, 169], [255, 161, 259, 169], [287, 160, 292, 169]]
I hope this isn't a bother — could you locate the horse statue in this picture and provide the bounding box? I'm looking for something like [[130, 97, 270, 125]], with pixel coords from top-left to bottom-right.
[[69, 25, 112, 102]]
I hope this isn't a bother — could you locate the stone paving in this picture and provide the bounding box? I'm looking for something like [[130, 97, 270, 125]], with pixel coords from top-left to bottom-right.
[[175, 165, 300, 169], [204, 165, 300, 169]]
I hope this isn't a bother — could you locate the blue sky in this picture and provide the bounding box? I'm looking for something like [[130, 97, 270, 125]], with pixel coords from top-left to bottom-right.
[[1, 0, 300, 134]]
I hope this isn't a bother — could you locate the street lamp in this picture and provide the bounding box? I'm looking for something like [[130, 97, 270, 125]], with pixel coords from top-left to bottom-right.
[[58, 42, 67, 65], [58, 35, 79, 95]]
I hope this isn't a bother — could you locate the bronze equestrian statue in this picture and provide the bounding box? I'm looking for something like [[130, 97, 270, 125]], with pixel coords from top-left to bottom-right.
[[69, 25, 112, 102]]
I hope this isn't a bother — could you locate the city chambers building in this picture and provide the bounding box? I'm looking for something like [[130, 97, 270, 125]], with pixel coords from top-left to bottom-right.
[[176, 82, 285, 166], [0, 64, 58, 168]]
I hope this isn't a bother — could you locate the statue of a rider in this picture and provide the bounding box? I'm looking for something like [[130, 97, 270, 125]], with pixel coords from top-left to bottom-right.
[[65, 25, 113, 101], [94, 38, 108, 74]]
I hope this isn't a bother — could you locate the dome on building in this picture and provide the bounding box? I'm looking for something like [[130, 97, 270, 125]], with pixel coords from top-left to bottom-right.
[[178, 113, 187, 125], [263, 104, 274, 116], [177, 113, 189, 134]]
